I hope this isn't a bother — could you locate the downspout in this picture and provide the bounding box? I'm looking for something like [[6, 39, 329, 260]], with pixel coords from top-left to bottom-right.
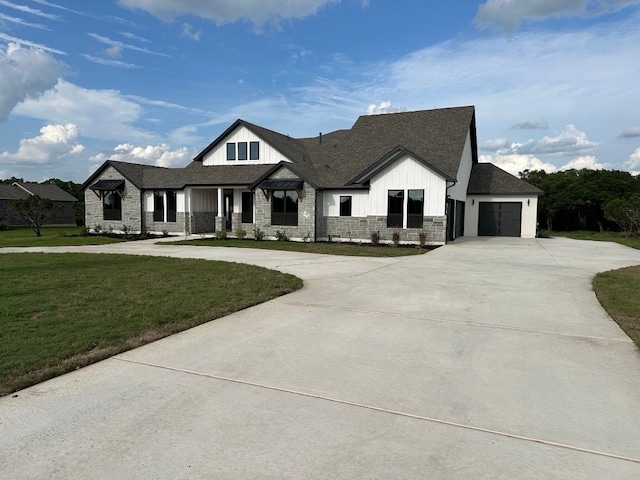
[[445, 180, 457, 242]]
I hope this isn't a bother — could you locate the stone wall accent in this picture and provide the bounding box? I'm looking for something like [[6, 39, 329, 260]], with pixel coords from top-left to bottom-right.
[[191, 212, 216, 233], [323, 215, 446, 245], [84, 167, 142, 233], [143, 212, 187, 235]]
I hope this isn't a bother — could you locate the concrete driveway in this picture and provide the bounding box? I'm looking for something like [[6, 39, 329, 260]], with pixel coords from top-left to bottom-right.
[[2, 237, 640, 479]]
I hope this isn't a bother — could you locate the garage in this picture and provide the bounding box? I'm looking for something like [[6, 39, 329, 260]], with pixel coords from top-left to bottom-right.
[[478, 202, 522, 237]]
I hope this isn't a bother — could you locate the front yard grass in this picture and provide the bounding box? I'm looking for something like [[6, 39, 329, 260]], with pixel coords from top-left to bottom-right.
[[0, 253, 302, 396], [593, 265, 640, 349], [0, 226, 122, 247], [168, 238, 432, 257]]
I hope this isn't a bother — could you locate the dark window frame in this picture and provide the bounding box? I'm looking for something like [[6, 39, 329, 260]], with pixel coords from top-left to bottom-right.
[[103, 190, 122, 221], [387, 190, 404, 228], [407, 189, 424, 228], [153, 191, 164, 222], [166, 191, 177, 223], [242, 191, 253, 223], [271, 189, 298, 226], [238, 142, 248, 160], [226, 142, 236, 161], [339, 195, 352, 217], [250, 141, 259, 160]]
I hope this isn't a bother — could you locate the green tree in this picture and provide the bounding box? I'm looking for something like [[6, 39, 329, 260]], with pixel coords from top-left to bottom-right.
[[11, 195, 54, 237], [603, 195, 640, 236]]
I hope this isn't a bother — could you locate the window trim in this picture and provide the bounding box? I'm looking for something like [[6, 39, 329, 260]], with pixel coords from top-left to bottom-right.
[[250, 141, 259, 160], [271, 189, 298, 226], [226, 142, 236, 161], [339, 195, 352, 217], [387, 189, 404, 228], [166, 191, 177, 223], [238, 142, 248, 161], [241, 191, 253, 223], [407, 189, 424, 228], [103, 190, 122, 221]]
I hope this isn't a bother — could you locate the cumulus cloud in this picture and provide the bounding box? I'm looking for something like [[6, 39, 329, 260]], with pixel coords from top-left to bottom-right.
[[0, 123, 84, 165], [117, 0, 340, 26], [365, 101, 404, 115], [559, 155, 610, 171], [89, 143, 192, 168], [0, 42, 64, 122], [474, 0, 640, 33], [480, 153, 558, 176], [624, 147, 640, 171], [13, 80, 157, 143], [484, 125, 600, 157], [511, 119, 548, 130], [619, 127, 640, 138]]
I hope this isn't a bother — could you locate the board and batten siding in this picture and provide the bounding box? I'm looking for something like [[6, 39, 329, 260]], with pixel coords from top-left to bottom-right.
[[369, 155, 447, 216], [464, 195, 539, 238], [202, 126, 291, 166], [447, 130, 474, 201], [323, 190, 369, 217], [189, 188, 217, 212]]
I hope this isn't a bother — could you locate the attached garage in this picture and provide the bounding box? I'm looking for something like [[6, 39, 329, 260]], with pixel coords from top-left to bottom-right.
[[478, 202, 522, 237], [465, 163, 543, 239]]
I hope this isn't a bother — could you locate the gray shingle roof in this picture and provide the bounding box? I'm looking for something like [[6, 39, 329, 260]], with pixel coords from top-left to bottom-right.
[[0, 184, 28, 200], [467, 163, 543, 195], [0, 183, 77, 202]]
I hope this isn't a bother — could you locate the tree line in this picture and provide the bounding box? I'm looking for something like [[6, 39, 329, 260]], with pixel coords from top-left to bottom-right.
[[520, 169, 640, 235]]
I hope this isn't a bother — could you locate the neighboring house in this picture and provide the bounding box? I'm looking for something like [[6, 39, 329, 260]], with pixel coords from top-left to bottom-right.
[[82, 106, 542, 244], [0, 182, 78, 226]]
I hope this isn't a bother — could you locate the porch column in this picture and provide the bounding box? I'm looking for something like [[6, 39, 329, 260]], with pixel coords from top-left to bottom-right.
[[215, 188, 224, 232]]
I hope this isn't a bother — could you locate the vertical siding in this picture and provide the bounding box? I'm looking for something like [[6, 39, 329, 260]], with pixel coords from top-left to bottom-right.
[[369, 156, 447, 216], [464, 195, 539, 238], [190, 188, 217, 213], [447, 129, 473, 201], [323, 190, 369, 217], [202, 126, 291, 166]]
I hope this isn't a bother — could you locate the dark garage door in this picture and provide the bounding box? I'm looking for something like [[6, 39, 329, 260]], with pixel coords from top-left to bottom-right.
[[478, 202, 522, 237]]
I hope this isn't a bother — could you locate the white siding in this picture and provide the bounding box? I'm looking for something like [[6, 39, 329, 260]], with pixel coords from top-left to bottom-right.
[[369, 155, 447, 216], [447, 130, 473, 201], [324, 191, 369, 216], [465, 195, 539, 238], [202, 126, 291, 166], [143, 190, 186, 213], [190, 188, 217, 213]]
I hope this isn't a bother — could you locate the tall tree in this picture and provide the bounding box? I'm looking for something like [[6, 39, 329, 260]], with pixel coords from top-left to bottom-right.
[[11, 195, 54, 237]]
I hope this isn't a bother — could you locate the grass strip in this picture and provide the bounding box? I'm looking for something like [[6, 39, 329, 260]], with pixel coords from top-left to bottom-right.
[[593, 265, 640, 349], [168, 238, 432, 257], [0, 253, 302, 395], [0, 226, 122, 247], [545, 230, 640, 250]]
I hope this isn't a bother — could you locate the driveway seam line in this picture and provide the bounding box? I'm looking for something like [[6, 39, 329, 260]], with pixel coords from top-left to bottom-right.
[[115, 356, 640, 466], [276, 300, 632, 343]]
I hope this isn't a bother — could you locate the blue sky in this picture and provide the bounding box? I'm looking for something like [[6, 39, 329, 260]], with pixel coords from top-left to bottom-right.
[[1, 0, 640, 183]]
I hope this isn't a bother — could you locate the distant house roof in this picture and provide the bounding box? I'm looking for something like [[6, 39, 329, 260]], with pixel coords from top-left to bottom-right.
[[467, 163, 543, 195], [0, 183, 77, 202]]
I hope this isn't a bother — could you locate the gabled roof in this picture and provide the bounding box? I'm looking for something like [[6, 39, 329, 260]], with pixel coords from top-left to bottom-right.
[[0, 183, 77, 202], [467, 163, 544, 195]]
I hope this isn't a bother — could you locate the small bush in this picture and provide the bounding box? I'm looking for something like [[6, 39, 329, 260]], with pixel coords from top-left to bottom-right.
[[419, 231, 427, 247], [275, 230, 288, 242], [371, 231, 379, 246], [121, 225, 131, 238], [215, 230, 227, 240], [94, 224, 102, 235], [236, 228, 247, 240], [0, 220, 10, 231], [80, 225, 89, 236], [253, 227, 264, 241], [302, 231, 311, 243], [392, 230, 401, 247], [162, 228, 169, 237]]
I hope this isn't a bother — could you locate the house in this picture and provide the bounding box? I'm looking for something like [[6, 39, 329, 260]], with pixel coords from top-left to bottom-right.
[[82, 106, 542, 244], [0, 182, 78, 227]]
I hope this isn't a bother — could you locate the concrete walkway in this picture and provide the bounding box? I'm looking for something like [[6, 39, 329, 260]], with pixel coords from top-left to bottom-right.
[[2, 237, 640, 479]]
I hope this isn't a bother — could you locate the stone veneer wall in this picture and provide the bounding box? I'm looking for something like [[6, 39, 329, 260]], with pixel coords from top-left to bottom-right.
[[324, 215, 447, 245], [143, 212, 187, 234], [190, 212, 216, 234], [254, 168, 316, 240], [84, 167, 142, 233]]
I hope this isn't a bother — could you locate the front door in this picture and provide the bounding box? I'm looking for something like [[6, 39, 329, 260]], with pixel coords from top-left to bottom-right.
[[223, 189, 233, 231]]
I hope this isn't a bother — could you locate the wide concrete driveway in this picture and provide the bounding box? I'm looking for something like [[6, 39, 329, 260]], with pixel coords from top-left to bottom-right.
[[2, 237, 640, 479]]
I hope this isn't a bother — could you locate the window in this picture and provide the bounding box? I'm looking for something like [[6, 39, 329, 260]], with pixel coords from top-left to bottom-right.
[[387, 190, 404, 228], [407, 189, 424, 228], [242, 191, 253, 223], [103, 191, 122, 221], [167, 191, 177, 222], [226, 142, 236, 161], [271, 190, 298, 226], [339, 195, 352, 217], [153, 191, 164, 222], [250, 141, 259, 160], [238, 142, 248, 160]]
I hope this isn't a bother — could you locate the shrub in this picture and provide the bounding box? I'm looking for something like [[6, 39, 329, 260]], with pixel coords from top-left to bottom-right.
[[392, 230, 401, 247], [215, 230, 227, 240], [275, 230, 288, 242], [121, 225, 131, 238], [80, 225, 89, 236], [0, 220, 9, 231], [162, 228, 169, 237], [370, 231, 379, 246], [302, 231, 311, 243], [236, 228, 247, 240], [94, 224, 102, 235], [419, 231, 427, 247], [253, 227, 264, 241]]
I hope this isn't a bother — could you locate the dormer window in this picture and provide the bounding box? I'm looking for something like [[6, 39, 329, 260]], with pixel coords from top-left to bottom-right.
[[238, 142, 247, 160], [226, 143, 236, 161], [250, 141, 259, 160]]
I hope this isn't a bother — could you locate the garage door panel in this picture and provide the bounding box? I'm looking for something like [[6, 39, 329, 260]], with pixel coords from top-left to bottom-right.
[[478, 202, 522, 237]]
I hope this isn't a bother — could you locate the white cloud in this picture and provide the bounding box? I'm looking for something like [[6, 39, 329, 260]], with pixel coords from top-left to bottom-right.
[[0, 0, 61, 21], [624, 147, 640, 170], [509, 125, 600, 156], [89, 143, 192, 168], [0, 42, 64, 122], [480, 153, 557, 176], [482, 138, 509, 151], [87, 33, 169, 57], [0, 12, 49, 29], [0, 33, 66, 55], [559, 155, 609, 170], [14, 79, 157, 143], [511, 119, 548, 130], [81, 54, 137, 69], [365, 101, 404, 115], [474, 0, 640, 33], [0, 123, 84, 165], [180, 23, 201, 41], [117, 0, 340, 26]]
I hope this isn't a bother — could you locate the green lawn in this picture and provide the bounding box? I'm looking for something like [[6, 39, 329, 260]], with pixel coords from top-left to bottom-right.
[[0, 226, 121, 247], [0, 253, 302, 396], [168, 238, 432, 257], [593, 266, 640, 349], [544, 230, 640, 250]]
